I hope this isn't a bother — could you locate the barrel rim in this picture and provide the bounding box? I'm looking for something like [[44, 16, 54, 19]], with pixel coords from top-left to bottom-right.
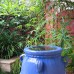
[[24, 45, 62, 57]]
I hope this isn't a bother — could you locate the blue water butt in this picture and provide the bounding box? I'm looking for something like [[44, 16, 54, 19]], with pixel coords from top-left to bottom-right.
[[20, 45, 66, 74]]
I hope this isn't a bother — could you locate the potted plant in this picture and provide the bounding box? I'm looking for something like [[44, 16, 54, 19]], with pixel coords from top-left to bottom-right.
[[0, 0, 32, 72], [20, 0, 74, 74], [0, 19, 24, 72]]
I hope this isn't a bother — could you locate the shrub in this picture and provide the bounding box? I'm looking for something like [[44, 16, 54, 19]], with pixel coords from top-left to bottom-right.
[[0, 0, 32, 59], [0, 14, 28, 59]]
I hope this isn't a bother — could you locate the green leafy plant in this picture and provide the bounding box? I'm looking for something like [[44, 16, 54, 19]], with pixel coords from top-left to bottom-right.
[[0, 0, 34, 59], [0, 0, 26, 16], [24, 0, 46, 46], [0, 15, 26, 59], [0, 27, 23, 59]]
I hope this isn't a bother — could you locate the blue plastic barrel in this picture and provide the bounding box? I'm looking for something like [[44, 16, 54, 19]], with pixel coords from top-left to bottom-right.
[[20, 45, 66, 74]]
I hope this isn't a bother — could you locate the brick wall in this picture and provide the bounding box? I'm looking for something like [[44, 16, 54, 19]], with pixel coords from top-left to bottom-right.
[[45, 2, 74, 37], [57, 10, 74, 36]]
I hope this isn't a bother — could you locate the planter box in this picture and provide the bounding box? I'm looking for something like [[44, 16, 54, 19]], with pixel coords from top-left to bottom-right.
[[0, 57, 18, 72]]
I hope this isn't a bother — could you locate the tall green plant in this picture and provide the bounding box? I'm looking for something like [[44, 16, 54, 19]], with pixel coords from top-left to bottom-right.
[[24, 0, 46, 46]]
